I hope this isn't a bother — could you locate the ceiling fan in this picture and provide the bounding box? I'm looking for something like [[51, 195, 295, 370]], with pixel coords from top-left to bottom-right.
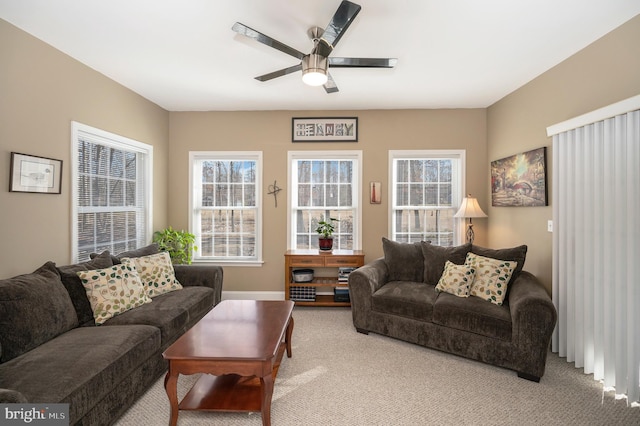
[[232, 0, 397, 93]]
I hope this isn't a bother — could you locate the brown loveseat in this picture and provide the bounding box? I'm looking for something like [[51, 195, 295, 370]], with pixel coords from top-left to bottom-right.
[[349, 238, 557, 381], [0, 244, 223, 425]]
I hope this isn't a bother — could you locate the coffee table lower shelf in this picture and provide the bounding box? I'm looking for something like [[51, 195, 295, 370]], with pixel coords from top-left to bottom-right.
[[178, 343, 286, 413]]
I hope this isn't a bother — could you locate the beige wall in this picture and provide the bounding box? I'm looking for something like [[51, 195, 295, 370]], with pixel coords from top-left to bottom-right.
[[4, 13, 637, 296], [487, 14, 640, 294], [169, 109, 487, 292], [0, 19, 169, 277]]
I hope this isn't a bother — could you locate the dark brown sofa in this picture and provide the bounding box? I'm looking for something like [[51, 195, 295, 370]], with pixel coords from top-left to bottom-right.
[[0, 245, 223, 425], [349, 238, 557, 381]]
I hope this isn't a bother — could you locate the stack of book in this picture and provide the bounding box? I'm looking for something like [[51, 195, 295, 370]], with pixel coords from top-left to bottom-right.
[[335, 267, 356, 302], [338, 267, 356, 284]]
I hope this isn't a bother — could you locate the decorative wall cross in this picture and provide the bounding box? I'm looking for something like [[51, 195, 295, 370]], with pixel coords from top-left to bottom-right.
[[267, 180, 282, 207]]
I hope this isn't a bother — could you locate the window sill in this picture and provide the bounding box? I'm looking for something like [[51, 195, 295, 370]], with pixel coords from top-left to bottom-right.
[[192, 259, 264, 267]]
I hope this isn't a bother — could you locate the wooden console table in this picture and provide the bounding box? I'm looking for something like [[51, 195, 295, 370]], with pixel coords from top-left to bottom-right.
[[284, 249, 365, 307]]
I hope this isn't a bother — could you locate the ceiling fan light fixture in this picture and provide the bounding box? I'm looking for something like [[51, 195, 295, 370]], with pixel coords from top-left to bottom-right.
[[233, 1, 396, 93], [302, 54, 328, 86]]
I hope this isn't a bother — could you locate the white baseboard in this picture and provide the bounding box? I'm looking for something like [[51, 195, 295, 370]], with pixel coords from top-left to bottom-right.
[[221, 291, 285, 301]]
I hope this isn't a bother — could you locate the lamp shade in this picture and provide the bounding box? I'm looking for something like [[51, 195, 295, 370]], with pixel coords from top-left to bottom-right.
[[302, 54, 328, 86], [454, 194, 487, 218]]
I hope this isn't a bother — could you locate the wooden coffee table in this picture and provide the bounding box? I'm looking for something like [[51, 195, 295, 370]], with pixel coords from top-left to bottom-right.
[[162, 300, 294, 426]]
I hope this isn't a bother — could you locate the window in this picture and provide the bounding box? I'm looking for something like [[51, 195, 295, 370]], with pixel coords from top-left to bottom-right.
[[71, 122, 153, 262], [389, 150, 465, 246], [288, 151, 362, 250], [190, 152, 262, 264]]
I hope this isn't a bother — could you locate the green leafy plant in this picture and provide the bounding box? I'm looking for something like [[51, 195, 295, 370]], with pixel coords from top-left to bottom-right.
[[152, 226, 198, 264], [315, 218, 339, 238]]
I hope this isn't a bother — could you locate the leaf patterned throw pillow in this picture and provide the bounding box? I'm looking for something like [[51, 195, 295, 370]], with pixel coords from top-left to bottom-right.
[[435, 260, 475, 297], [465, 252, 516, 305], [121, 252, 182, 298], [78, 264, 152, 325]]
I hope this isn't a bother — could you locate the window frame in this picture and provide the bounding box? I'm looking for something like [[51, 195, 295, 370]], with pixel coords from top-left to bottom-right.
[[388, 150, 466, 246], [287, 150, 362, 251], [189, 151, 263, 266], [70, 121, 153, 262]]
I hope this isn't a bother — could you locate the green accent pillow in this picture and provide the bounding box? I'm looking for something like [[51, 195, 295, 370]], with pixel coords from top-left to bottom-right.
[[466, 252, 517, 305], [78, 264, 152, 325], [121, 252, 182, 298], [435, 260, 475, 297]]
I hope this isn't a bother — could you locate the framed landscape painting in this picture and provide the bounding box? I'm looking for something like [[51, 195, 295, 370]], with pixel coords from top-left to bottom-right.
[[491, 147, 548, 207]]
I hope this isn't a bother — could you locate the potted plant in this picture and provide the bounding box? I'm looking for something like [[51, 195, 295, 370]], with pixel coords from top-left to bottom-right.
[[315, 218, 339, 251], [153, 226, 198, 264]]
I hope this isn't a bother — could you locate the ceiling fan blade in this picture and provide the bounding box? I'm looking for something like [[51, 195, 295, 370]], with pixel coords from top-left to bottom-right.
[[232, 22, 305, 60], [329, 57, 398, 68], [323, 73, 339, 93], [255, 64, 303, 82], [322, 1, 362, 50]]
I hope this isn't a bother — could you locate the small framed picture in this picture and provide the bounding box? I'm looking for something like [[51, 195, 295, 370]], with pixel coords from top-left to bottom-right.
[[370, 181, 381, 204], [9, 152, 63, 194]]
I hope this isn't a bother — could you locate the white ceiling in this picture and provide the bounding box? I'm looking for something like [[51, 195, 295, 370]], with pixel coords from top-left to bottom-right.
[[1, 1, 639, 111]]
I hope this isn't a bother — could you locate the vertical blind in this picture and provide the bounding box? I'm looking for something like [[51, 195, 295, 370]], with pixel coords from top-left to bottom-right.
[[550, 103, 640, 405]]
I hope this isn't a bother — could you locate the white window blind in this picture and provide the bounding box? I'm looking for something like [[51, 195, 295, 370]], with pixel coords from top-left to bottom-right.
[[71, 122, 152, 262]]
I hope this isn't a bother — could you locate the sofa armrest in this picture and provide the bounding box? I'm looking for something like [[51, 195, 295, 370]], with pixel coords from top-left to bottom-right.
[[174, 264, 223, 306], [348, 258, 389, 332], [0, 388, 28, 403], [507, 271, 558, 379]]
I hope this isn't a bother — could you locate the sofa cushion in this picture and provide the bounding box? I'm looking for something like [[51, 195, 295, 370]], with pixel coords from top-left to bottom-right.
[[78, 264, 152, 325], [104, 286, 214, 348], [466, 253, 517, 305], [435, 261, 475, 297], [0, 325, 160, 423], [470, 244, 527, 286], [421, 242, 471, 286], [121, 252, 182, 298], [432, 292, 512, 341], [56, 251, 114, 326], [372, 281, 438, 322], [114, 243, 160, 262], [90, 243, 160, 264], [382, 238, 424, 282], [0, 262, 78, 363]]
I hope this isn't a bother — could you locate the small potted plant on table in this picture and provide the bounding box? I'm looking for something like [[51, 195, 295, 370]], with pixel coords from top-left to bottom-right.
[[315, 218, 339, 251]]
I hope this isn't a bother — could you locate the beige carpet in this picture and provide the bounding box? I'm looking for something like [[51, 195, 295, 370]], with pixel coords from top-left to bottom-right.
[[115, 307, 640, 425]]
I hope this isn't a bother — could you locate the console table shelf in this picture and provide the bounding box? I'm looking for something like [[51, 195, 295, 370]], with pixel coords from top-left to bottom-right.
[[284, 249, 365, 307]]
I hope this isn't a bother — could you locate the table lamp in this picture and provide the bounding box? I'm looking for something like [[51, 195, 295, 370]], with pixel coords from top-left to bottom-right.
[[454, 194, 487, 244]]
